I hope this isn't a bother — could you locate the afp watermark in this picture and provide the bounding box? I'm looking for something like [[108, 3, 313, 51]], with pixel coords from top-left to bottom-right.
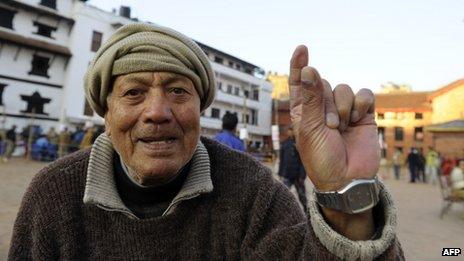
[[442, 248, 461, 256]]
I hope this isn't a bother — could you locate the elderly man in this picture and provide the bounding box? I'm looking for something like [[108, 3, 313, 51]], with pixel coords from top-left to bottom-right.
[[9, 23, 403, 260]]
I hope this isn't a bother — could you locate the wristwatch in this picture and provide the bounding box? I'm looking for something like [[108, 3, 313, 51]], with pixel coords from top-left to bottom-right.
[[314, 177, 380, 214]]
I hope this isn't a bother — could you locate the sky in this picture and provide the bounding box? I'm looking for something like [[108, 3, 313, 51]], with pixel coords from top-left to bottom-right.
[[87, 0, 464, 93]]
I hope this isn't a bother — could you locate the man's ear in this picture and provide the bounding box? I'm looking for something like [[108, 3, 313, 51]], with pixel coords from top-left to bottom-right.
[[104, 111, 111, 138], [104, 94, 112, 137]]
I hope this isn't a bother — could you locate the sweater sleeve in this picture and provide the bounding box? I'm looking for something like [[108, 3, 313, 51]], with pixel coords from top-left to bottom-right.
[[8, 176, 57, 260], [240, 173, 404, 260]]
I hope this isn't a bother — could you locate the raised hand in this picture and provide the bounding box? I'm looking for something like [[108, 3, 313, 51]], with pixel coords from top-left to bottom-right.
[[289, 45, 380, 192]]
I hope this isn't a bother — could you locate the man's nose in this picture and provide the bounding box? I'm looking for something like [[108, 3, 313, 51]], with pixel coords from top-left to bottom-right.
[[141, 91, 173, 124]]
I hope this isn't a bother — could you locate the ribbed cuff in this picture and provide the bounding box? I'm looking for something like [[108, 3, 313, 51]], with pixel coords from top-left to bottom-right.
[[308, 181, 397, 260]]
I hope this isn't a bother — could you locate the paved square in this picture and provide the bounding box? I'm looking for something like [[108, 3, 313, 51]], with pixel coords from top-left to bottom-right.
[[1, 158, 463, 260]]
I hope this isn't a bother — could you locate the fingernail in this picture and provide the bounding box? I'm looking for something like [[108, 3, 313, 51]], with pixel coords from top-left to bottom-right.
[[326, 112, 339, 127], [291, 45, 308, 65], [351, 110, 359, 122], [301, 67, 317, 87]]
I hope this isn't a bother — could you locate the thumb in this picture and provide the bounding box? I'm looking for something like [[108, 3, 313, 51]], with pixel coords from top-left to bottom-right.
[[300, 66, 325, 131]]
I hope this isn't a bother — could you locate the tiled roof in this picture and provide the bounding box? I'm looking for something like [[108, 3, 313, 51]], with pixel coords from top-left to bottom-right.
[[428, 79, 464, 100], [375, 92, 432, 112], [426, 120, 464, 132]]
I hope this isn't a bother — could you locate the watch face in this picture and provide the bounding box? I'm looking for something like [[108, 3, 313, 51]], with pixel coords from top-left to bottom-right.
[[346, 184, 373, 211]]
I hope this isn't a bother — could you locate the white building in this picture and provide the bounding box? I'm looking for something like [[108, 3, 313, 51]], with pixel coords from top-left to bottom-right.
[[0, 0, 273, 149]]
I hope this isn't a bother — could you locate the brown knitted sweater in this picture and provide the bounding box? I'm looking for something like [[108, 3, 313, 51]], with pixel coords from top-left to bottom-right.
[[8, 137, 404, 260]]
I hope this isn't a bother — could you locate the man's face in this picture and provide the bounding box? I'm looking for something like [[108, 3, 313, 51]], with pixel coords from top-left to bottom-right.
[[287, 128, 294, 138], [459, 160, 464, 170], [105, 72, 201, 186]]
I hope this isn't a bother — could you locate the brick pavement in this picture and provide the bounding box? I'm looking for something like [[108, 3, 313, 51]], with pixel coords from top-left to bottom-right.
[[1, 159, 463, 260]]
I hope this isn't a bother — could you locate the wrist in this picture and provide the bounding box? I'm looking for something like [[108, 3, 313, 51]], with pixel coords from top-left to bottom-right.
[[321, 207, 375, 240]]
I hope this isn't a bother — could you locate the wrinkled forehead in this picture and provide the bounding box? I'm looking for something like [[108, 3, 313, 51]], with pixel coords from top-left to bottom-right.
[[111, 71, 195, 92]]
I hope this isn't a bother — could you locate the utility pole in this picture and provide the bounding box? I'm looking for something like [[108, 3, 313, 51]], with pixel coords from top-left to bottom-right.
[[27, 108, 36, 160], [241, 87, 248, 150]]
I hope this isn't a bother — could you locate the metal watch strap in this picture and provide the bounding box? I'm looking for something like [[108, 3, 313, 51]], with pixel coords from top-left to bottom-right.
[[315, 191, 346, 211], [314, 177, 380, 214]]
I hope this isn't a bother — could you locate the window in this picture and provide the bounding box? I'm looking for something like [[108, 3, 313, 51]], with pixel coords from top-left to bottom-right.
[[252, 89, 259, 101], [378, 127, 385, 141], [394, 146, 403, 153], [414, 127, 423, 141], [235, 64, 241, 70], [0, 7, 15, 29], [243, 113, 250, 124], [83, 99, 93, 116], [377, 113, 385, 120], [214, 56, 223, 64], [91, 31, 103, 52], [251, 109, 258, 125], [385, 112, 396, 119], [217, 81, 222, 90], [234, 87, 240, 96], [29, 55, 50, 77], [226, 84, 232, 94], [394, 127, 404, 141], [243, 90, 249, 98], [40, 0, 56, 9], [0, 83, 6, 106], [415, 113, 423, 119], [228, 61, 234, 67], [33, 22, 56, 38], [381, 149, 387, 159], [211, 108, 220, 119]]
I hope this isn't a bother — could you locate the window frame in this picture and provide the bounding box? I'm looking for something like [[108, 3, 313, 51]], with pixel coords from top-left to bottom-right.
[[90, 31, 103, 52], [211, 108, 220, 119], [39, 0, 57, 10], [414, 126, 424, 141], [394, 127, 404, 141], [0, 7, 16, 29], [33, 21, 57, 38], [28, 55, 51, 78]]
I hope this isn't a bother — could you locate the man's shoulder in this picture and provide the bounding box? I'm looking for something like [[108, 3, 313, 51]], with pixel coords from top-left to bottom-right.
[[25, 149, 90, 200]]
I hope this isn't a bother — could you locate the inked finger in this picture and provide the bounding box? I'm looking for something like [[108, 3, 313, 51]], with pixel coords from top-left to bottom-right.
[[352, 88, 375, 123], [289, 45, 308, 111], [333, 84, 354, 131], [301, 66, 325, 130], [322, 79, 339, 129]]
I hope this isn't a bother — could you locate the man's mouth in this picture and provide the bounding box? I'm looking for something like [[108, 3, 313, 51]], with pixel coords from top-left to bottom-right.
[[138, 136, 177, 145]]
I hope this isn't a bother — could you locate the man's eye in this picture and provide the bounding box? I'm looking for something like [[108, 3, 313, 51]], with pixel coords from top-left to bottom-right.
[[125, 89, 142, 97], [171, 88, 187, 95]]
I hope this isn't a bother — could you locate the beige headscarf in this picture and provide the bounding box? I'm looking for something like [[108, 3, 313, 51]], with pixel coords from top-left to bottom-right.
[[84, 22, 216, 117]]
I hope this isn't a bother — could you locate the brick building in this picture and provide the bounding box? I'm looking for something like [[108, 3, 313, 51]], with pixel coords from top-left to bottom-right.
[[376, 79, 464, 162], [375, 92, 433, 159]]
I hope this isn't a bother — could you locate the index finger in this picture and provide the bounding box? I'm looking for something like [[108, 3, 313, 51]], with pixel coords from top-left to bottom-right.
[[289, 45, 309, 110]]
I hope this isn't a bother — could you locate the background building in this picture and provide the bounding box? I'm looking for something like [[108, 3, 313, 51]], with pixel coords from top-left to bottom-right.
[[0, 0, 273, 150], [375, 91, 433, 159], [0, 0, 75, 132], [376, 79, 464, 161], [267, 73, 291, 143]]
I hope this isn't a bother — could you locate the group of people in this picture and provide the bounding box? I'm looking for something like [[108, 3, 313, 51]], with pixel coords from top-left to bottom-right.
[[0, 124, 104, 162], [392, 147, 452, 183], [391, 146, 464, 199]]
